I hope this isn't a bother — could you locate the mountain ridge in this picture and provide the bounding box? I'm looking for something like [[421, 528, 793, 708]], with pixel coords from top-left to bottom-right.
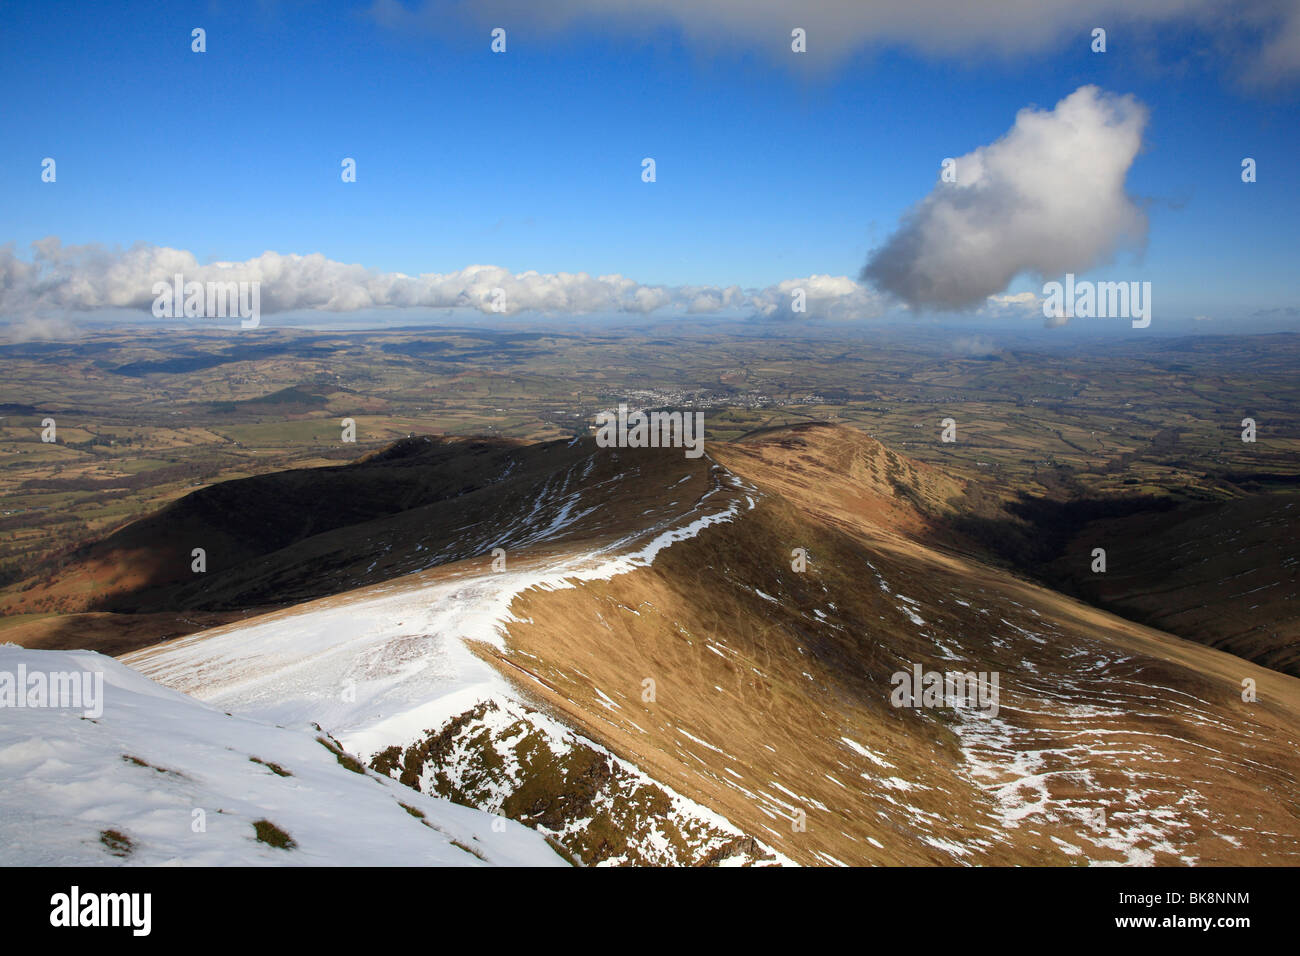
[[7, 423, 1300, 865]]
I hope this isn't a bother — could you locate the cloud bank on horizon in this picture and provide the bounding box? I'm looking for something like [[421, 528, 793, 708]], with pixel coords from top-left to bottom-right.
[[0, 239, 897, 331], [861, 85, 1149, 311]]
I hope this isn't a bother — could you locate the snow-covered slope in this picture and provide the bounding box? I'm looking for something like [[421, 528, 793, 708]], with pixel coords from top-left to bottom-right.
[[0, 646, 564, 866]]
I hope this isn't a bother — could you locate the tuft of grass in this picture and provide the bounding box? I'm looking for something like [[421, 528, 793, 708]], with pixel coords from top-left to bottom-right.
[[398, 802, 425, 819], [249, 756, 292, 777], [121, 753, 184, 777], [450, 839, 486, 861], [252, 819, 296, 850], [100, 829, 134, 857], [316, 735, 365, 774]]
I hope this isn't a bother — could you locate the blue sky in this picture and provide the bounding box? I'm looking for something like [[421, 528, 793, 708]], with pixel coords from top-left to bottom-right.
[[1, 0, 1297, 328]]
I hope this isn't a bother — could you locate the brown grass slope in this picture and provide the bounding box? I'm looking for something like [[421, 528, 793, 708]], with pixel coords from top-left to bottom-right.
[[480, 424, 1300, 864]]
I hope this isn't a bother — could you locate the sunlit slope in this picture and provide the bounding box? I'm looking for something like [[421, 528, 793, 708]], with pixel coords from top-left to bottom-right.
[[484, 425, 1300, 865]]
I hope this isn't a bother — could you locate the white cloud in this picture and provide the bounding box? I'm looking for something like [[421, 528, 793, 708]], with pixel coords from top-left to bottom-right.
[[0, 239, 885, 325], [861, 85, 1148, 311]]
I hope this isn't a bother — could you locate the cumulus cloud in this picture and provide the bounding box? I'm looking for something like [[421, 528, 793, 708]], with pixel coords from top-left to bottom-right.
[[0, 239, 885, 326], [372, 0, 1300, 83], [860, 85, 1148, 312]]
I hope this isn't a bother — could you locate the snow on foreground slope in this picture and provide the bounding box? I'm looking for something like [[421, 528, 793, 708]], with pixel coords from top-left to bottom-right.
[[0, 646, 564, 866], [123, 461, 786, 865]]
